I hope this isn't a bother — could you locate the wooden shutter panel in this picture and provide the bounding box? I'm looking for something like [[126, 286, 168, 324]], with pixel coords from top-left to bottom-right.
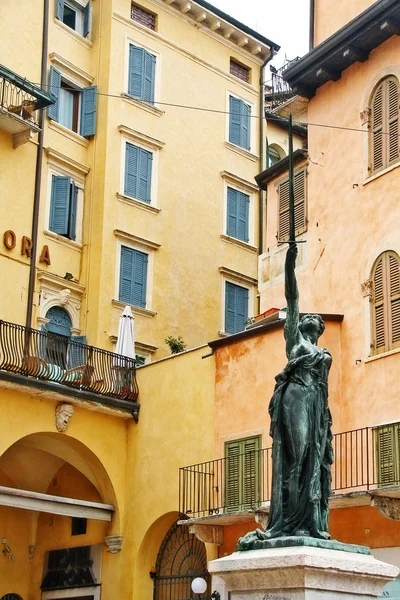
[[229, 96, 242, 146], [227, 187, 238, 238], [237, 191, 250, 243], [49, 175, 70, 236], [83, 1, 91, 37], [119, 246, 134, 304], [225, 441, 241, 511], [125, 142, 139, 198], [225, 282, 236, 334], [138, 148, 153, 203], [372, 251, 400, 354], [48, 66, 61, 122], [133, 250, 148, 308], [68, 182, 78, 240], [235, 285, 248, 333], [278, 170, 306, 242], [388, 77, 399, 165], [389, 253, 400, 348], [278, 179, 290, 241], [80, 85, 97, 137], [372, 255, 386, 353], [371, 77, 400, 173], [242, 436, 260, 508], [376, 425, 399, 486], [371, 82, 384, 172], [241, 101, 251, 151], [143, 50, 156, 104], [56, 0, 64, 21], [128, 44, 144, 98]]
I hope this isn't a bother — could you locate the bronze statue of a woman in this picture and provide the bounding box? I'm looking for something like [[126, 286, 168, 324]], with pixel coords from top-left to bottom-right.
[[238, 242, 333, 548]]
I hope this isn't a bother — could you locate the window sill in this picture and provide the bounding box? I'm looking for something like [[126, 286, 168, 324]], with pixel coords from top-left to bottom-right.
[[221, 235, 257, 253], [363, 161, 400, 185], [54, 17, 93, 49], [112, 299, 157, 318], [44, 230, 83, 251], [116, 193, 161, 213], [225, 141, 258, 162], [48, 120, 90, 148], [365, 347, 400, 363], [121, 93, 165, 117]]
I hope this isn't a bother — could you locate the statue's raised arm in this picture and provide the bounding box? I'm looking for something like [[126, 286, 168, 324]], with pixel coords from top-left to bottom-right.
[[284, 242, 300, 358]]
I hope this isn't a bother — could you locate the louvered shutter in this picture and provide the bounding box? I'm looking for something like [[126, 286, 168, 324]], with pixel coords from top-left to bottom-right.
[[372, 251, 400, 354], [371, 77, 400, 173], [237, 191, 249, 242], [376, 425, 399, 487], [241, 101, 251, 151], [143, 50, 156, 104], [225, 282, 236, 334], [133, 250, 148, 308], [138, 148, 153, 203], [278, 169, 307, 242], [227, 188, 238, 238], [80, 85, 97, 137], [225, 440, 241, 511], [83, 0, 91, 37], [128, 45, 144, 98], [242, 436, 260, 508], [229, 96, 242, 146], [49, 175, 70, 235], [389, 253, 400, 349], [388, 77, 400, 165], [48, 66, 61, 122], [69, 336, 87, 368], [125, 142, 139, 198], [371, 82, 384, 172], [119, 246, 134, 304], [235, 285, 249, 333], [372, 255, 386, 353], [68, 182, 78, 240], [56, 0, 64, 21]]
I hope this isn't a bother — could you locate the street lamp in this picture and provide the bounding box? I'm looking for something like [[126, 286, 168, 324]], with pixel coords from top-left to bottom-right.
[[191, 577, 221, 599]]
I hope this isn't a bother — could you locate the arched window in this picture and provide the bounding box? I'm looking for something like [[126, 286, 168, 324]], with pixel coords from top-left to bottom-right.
[[370, 76, 400, 174], [45, 306, 72, 337], [267, 143, 284, 167], [371, 251, 400, 355], [0, 594, 23, 600]]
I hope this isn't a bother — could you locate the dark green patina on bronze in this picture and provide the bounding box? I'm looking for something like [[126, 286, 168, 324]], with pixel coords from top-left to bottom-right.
[[238, 115, 340, 552]]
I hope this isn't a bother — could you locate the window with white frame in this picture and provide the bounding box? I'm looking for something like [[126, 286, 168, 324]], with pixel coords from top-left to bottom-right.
[[124, 142, 153, 203], [225, 281, 249, 334], [128, 43, 156, 104], [48, 66, 97, 137], [119, 245, 149, 308], [226, 186, 250, 243], [56, 0, 91, 38], [228, 94, 251, 151]]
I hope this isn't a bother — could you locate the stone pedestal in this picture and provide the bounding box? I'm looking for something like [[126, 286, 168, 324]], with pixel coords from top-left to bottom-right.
[[208, 545, 399, 600]]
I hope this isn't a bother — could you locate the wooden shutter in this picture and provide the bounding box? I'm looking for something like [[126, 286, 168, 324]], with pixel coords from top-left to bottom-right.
[[372, 251, 400, 354], [125, 142, 139, 198], [241, 101, 251, 151], [235, 285, 249, 333], [49, 175, 70, 236], [371, 77, 400, 173], [225, 282, 236, 334], [225, 441, 241, 511], [83, 1, 91, 37], [128, 45, 144, 98], [225, 436, 261, 512], [242, 436, 260, 508], [56, 0, 64, 21], [143, 50, 156, 104], [226, 188, 249, 242], [225, 282, 248, 334], [68, 181, 78, 240], [48, 66, 61, 122], [133, 249, 148, 307], [119, 247, 148, 307], [80, 85, 97, 137], [227, 188, 238, 238], [278, 169, 307, 242], [229, 96, 242, 146], [376, 424, 400, 487], [119, 246, 134, 304], [138, 148, 153, 203]]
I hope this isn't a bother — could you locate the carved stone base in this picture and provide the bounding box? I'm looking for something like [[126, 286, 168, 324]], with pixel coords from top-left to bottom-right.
[[104, 535, 123, 553], [209, 545, 399, 600]]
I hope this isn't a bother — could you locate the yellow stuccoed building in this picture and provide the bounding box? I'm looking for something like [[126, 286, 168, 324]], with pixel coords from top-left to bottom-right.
[[0, 0, 282, 599]]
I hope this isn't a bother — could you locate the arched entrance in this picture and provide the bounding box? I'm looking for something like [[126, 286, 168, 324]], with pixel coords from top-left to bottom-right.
[[153, 520, 210, 599]]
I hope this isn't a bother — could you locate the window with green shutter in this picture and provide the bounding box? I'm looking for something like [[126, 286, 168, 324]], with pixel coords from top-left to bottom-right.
[[371, 251, 400, 355], [225, 436, 261, 512], [225, 281, 249, 334], [227, 187, 249, 243], [49, 175, 79, 240], [278, 168, 307, 242], [128, 44, 156, 104], [124, 142, 153, 203], [119, 246, 148, 308], [376, 423, 400, 487], [229, 95, 251, 150]]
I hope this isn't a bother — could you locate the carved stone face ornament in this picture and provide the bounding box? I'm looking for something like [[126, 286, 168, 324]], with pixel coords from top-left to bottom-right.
[[58, 288, 71, 306], [55, 403, 74, 432]]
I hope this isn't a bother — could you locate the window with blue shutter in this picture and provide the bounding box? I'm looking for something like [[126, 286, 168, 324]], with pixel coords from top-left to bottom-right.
[[124, 142, 153, 203], [128, 44, 156, 104], [48, 66, 61, 121], [229, 95, 251, 150], [80, 85, 97, 137], [49, 175, 78, 240], [56, 0, 91, 37], [225, 282, 249, 334], [227, 187, 249, 242], [119, 246, 148, 308]]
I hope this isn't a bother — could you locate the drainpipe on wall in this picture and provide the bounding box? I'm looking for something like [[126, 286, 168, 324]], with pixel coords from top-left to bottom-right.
[[309, 0, 315, 50], [26, 0, 49, 329]]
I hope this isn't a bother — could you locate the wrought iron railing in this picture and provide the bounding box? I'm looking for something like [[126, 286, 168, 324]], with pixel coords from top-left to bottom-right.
[[0, 64, 54, 128], [179, 423, 400, 518], [265, 59, 301, 111], [0, 320, 138, 402]]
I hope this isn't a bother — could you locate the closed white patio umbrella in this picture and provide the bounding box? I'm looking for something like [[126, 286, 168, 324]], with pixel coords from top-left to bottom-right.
[[115, 305, 135, 360]]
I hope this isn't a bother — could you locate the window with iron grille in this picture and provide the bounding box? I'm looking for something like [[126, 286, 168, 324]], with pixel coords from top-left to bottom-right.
[[369, 76, 400, 175], [371, 251, 400, 355], [131, 3, 156, 30], [277, 168, 307, 242], [230, 59, 250, 83]]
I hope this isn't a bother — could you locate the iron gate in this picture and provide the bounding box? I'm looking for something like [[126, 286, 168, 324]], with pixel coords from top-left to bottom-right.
[[153, 520, 210, 600]]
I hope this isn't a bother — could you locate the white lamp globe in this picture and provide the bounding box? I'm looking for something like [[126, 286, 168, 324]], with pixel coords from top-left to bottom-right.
[[191, 577, 207, 594]]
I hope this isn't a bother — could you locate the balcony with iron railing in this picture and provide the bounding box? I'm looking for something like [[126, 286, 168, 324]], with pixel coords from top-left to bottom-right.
[[0, 320, 139, 419], [179, 423, 400, 521], [0, 64, 55, 147], [265, 58, 303, 114]]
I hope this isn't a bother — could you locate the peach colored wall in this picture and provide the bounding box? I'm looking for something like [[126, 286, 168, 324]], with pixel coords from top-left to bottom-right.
[[314, 0, 375, 46], [260, 35, 400, 434]]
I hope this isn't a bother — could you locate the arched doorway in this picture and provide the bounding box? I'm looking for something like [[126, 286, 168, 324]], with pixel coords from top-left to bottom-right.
[[44, 306, 72, 368], [0, 595, 23, 600], [153, 520, 210, 599]]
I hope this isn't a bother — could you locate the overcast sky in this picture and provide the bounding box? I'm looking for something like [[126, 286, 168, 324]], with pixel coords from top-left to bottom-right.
[[211, 0, 310, 74]]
